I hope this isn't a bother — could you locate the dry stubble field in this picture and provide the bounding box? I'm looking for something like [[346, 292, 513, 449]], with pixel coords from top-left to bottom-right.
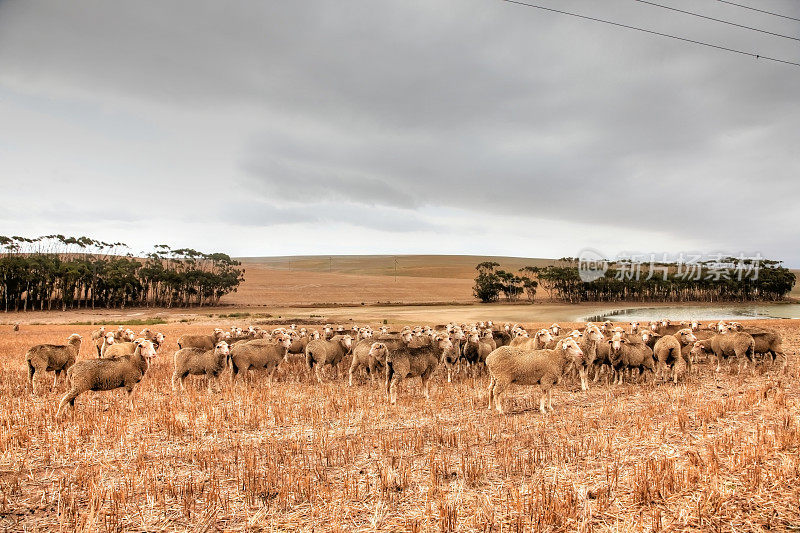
[[1, 319, 800, 531]]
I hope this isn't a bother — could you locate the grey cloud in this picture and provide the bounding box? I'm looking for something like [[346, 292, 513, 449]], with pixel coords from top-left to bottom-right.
[[1, 0, 799, 262]]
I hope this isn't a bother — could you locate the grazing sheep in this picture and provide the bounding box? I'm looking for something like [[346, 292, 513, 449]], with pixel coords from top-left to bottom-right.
[[349, 340, 387, 385], [653, 329, 697, 383], [13, 323, 20, 332], [26, 334, 82, 394], [486, 337, 585, 415], [384, 335, 453, 404], [305, 335, 353, 383], [608, 331, 656, 384], [56, 340, 158, 419], [230, 335, 293, 383], [177, 329, 226, 350], [172, 341, 231, 392], [691, 332, 756, 374]]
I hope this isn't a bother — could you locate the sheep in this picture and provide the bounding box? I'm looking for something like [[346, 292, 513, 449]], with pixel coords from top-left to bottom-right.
[[607, 331, 656, 384], [103, 338, 142, 358], [544, 329, 583, 350], [99, 331, 117, 357], [573, 325, 604, 390], [462, 331, 495, 367], [629, 321, 640, 333], [305, 335, 353, 383], [140, 329, 166, 351], [510, 329, 552, 350], [550, 323, 561, 336], [491, 329, 512, 347], [230, 335, 293, 383], [691, 332, 756, 374], [349, 340, 387, 386], [653, 328, 697, 383], [440, 329, 466, 383], [486, 337, 585, 415], [721, 325, 785, 369], [26, 333, 82, 394], [172, 341, 231, 392], [177, 328, 226, 350], [383, 335, 453, 404], [90, 326, 106, 342], [56, 340, 158, 419]]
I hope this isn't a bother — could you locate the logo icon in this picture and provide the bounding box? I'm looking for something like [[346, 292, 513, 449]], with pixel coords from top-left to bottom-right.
[[578, 248, 608, 283]]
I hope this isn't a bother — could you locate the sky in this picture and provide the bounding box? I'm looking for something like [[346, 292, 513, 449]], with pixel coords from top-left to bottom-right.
[[1, 0, 798, 264]]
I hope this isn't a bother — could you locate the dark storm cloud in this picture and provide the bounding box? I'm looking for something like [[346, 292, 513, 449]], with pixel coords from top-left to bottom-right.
[[1, 0, 798, 261]]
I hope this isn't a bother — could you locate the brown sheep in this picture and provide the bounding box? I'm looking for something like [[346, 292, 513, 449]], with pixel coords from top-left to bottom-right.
[[691, 332, 756, 374], [98, 331, 117, 358], [653, 328, 697, 383], [349, 340, 387, 386], [510, 329, 553, 350], [383, 335, 453, 404], [103, 339, 142, 358], [229, 335, 293, 383], [172, 341, 231, 392], [56, 340, 157, 419], [486, 338, 585, 415], [26, 333, 82, 394], [723, 325, 784, 369], [305, 335, 353, 383], [608, 331, 655, 384], [177, 328, 226, 350]]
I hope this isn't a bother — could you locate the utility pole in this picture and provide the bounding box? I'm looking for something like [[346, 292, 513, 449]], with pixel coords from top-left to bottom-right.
[[394, 256, 398, 282]]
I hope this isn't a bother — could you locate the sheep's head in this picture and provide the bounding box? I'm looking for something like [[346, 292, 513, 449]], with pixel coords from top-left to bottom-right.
[[401, 331, 414, 343], [310, 330, 321, 339], [661, 319, 670, 327], [279, 335, 292, 349], [690, 320, 699, 330], [215, 341, 230, 355], [629, 321, 639, 332], [550, 323, 560, 335], [99, 326, 106, 333], [124, 329, 136, 341], [336, 325, 345, 333], [155, 332, 165, 344], [690, 341, 709, 358], [640, 330, 659, 344], [585, 325, 604, 343], [728, 322, 743, 331], [560, 338, 584, 364], [360, 328, 373, 339], [68, 333, 82, 344], [140, 328, 151, 336], [609, 331, 626, 353], [718, 325, 732, 334], [649, 322, 659, 331], [380, 326, 389, 334], [468, 332, 480, 344], [341, 335, 353, 350], [137, 340, 158, 364], [104, 332, 116, 344], [676, 328, 697, 344], [568, 330, 583, 339], [435, 336, 454, 353], [535, 329, 552, 344], [368, 342, 389, 362]]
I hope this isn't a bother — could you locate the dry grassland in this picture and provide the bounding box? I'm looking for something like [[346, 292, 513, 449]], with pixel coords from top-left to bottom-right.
[[0, 319, 799, 531]]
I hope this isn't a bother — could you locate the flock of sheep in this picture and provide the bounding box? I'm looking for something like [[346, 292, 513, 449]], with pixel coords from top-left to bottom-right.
[[22, 318, 785, 418]]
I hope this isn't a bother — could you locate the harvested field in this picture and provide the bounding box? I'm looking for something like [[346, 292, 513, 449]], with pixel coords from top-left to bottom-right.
[[1, 319, 799, 531]]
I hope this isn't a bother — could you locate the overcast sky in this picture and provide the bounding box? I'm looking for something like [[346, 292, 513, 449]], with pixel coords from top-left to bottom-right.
[[1, 0, 798, 264]]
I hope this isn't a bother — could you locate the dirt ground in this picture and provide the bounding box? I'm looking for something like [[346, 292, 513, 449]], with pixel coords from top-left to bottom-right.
[[1, 317, 799, 531]]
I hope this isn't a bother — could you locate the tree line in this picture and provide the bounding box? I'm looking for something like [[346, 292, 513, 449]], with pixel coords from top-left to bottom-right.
[[473, 258, 795, 303], [0, 235, 245, 312]]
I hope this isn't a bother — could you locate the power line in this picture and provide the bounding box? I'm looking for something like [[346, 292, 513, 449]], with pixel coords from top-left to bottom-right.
[[634, 0, 800, 42], [499, 0, 800, 68], [717, 0, 800, 23]]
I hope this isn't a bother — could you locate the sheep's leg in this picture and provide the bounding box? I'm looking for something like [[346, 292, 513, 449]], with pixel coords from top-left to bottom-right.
[[56, 389, 78, 420], [547, 389, 553, 412], [348, 362, 357, 387], [268, 367, 278, 385], [539, 392, 547, 415], [579, 367, 588, 391], [171, 372, 179, 392], [493, 381, 508, 414], [126, 388, 135, 410], [315, 364, 325, 384], [180, 376, 187, 392], [389, 378, 399, 405], [53, 371, 60, 390], [487, 378, 496, 411]]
